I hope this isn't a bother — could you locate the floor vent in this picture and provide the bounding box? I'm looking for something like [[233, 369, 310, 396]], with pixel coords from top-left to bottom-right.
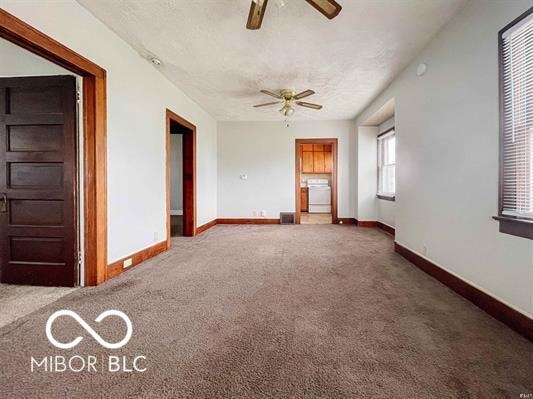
[[280, 212, 295, 224]]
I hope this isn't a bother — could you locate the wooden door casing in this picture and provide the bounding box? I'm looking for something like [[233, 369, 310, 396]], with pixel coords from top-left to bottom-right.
[[0, 76, 78, 286], [295, 138, 338, 224]]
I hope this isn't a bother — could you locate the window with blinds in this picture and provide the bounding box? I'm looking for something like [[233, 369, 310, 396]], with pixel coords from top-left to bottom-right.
[[500, 11, 533, 220], [377, 129, 396, 198]]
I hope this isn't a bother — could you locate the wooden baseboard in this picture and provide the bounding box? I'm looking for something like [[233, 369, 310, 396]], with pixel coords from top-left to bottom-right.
[[107, 240, 168, 279], [377, 221, 395, 236], [337, 218, 356, 224], [394, 242, 533, 342], [355, 219, 378, 227], [217, 218, 280, 224], [197, 219, 217, 234]]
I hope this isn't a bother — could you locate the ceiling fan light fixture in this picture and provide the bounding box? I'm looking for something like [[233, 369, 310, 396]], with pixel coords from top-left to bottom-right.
[[279, 104, 295, 117]]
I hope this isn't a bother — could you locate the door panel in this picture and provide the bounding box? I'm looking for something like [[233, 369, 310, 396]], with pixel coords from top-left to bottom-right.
[[0, 76, 77, 286], [8, 125, 64, 152]]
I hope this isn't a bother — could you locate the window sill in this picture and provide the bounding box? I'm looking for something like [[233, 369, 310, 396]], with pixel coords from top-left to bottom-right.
[[377, 194, 395, 202], [493, 215, 533, 240]]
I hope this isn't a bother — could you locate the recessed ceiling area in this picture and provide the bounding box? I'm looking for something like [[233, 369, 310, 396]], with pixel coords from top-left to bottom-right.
[[77, 0, 466, 121]]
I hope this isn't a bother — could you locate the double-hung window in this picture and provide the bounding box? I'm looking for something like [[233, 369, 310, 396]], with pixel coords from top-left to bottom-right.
[[497, 9, 533, 239], [377, 129, 396, 201]]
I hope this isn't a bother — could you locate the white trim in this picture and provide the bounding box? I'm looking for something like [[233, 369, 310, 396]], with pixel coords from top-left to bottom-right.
[[395, 241, 533, 319], [170, 210, 183, 216]]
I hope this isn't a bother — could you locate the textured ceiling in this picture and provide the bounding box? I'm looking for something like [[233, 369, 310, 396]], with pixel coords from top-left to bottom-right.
[[77, 0, 465, 121]]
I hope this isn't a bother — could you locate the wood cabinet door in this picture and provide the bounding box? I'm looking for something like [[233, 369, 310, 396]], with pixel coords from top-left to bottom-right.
[[301, 188, 308, 212], [0, 76, 78, 286], [324, 150, 332, 173], [313, 151, 325, 173], [302, 151, 314, 173]]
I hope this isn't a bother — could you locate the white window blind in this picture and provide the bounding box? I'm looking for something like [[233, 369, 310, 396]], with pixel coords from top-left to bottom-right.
[[378, 130, 396, 197], [501, 13, 533, 219]]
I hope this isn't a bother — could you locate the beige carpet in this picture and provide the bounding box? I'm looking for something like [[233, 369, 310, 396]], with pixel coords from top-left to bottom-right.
[[0, 284, 76, 329], [0, 225, 531, 398]]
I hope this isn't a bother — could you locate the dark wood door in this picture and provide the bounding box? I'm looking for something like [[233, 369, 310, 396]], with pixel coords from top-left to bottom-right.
[[0, 76, 78, 287]]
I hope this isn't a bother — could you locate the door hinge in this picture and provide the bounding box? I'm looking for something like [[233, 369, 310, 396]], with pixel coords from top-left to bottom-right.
[[76, 90, 81, 104], [77, 251, 83, 266]]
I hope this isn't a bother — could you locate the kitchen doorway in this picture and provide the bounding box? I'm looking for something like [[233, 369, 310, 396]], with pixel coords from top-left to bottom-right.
[[166, 109, 196, 243], [295, 138, 338, 224]]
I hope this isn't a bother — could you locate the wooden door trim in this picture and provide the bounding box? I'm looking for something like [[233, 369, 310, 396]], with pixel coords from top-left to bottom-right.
[[0, 9, 107, 285], [166, 109, 197, 245], [295, 138, 338, 224]]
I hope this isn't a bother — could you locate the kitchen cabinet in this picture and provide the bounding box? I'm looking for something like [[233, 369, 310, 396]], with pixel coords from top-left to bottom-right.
[[300, 143, 332, 174], [313, 151, 325, 173], [301, 187, 308, 212], [302, 150, 314, 173], [324, 150, 332, 173]]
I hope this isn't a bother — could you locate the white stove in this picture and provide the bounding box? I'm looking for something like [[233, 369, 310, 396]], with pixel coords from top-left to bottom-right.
[[307, 179, 331, 213]]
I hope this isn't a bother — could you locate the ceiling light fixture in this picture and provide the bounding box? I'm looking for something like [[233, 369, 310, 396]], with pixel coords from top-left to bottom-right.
[[416, 63, 427, 76], [149, 56, 162, 66]]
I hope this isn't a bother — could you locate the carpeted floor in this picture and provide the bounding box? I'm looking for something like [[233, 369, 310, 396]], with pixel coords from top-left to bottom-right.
[[0, 225, 531, 398]]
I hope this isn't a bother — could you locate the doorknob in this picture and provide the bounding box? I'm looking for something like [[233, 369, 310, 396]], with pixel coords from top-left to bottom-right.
[[0, 193, 6, 213]]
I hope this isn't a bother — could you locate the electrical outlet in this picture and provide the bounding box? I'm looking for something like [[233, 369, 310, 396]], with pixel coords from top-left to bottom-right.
[[260, 210, 267, 217], [154, 231, 158, 241], [123, 258, 133, 268], [422, 245, 428, 256]]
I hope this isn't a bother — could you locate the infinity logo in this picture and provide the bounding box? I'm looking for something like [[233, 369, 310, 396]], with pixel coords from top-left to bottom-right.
[[45, 310, 132, 350]]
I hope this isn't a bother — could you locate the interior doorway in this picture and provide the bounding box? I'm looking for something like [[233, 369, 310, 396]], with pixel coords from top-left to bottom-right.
[[295, 138, 338, 224], [0, 9, 107, 286], [166, 109, 196, 243]]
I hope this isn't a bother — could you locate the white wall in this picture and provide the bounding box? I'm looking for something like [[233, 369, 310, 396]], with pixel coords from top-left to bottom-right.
[[169, 134, 183, 212], [0, 0, 218, 262], [377, 116, 396, 227], [0, 38, 70, 76], [217, 120, 355, 219], [355, 0, 533, 317], [356, 126, 378, 221]]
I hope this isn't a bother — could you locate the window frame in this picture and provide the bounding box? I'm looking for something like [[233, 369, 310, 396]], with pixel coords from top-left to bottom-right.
[[377, 127, 396, 202], [495, 7, 533, 240]]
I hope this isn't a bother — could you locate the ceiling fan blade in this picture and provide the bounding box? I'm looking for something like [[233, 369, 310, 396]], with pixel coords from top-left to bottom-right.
[[253, 101, 282, 108], [296, 101, 323, 110], [247, 0, 269, 30], [304, 0, 342, 19], [293, 89, 315, 100], [260, 89, 282, 99]]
